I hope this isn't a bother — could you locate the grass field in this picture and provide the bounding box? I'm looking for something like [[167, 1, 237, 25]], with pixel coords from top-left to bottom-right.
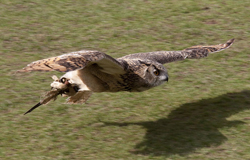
[[1, 0, 250, 159]]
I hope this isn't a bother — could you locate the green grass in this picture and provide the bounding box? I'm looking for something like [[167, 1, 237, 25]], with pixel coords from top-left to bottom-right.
[[1, 0, 250, 159]]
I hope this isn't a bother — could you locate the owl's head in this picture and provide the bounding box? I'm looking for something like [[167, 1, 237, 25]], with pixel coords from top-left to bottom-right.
[[139, 60, 168, 87]]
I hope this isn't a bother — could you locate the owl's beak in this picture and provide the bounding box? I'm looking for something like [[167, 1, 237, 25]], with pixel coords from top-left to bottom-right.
[[164, 76, 169, 82]]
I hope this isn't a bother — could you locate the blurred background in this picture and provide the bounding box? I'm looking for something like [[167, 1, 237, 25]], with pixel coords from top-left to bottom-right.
[[0, 0, 250, 159]]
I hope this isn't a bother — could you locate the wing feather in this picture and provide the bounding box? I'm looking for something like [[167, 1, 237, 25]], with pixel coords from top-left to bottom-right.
[[119, 39, 234, 64], [18, 50, 125, 73]]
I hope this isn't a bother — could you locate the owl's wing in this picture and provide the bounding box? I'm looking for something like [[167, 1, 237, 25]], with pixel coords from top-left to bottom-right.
[[18, 50, 125, 74], [119, 39, 234, 64]]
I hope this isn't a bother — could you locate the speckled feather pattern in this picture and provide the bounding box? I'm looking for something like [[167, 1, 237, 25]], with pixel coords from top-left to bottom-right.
[[19, 39, 234, 114], [19, 39, 234, 73], [119, 39, 234, 64], [18, 50, 123, 73]]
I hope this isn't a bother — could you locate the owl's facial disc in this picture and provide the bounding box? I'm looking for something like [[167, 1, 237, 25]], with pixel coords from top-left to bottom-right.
[[151, 67, 168, 81]]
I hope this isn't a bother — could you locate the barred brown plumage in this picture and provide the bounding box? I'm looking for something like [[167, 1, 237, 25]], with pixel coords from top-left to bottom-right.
[[18, 39, 234, 114]]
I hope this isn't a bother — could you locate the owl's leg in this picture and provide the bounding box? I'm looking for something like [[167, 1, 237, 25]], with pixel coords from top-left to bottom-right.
[[66, 91, 92, 104], [24, 75, 86, 115]]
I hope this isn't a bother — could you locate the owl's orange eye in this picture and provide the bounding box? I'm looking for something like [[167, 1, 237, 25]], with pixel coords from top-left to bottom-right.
[[153, 70, 160, 76]]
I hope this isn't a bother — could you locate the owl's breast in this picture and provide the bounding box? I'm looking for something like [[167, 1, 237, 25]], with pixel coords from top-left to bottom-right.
[[75, 63, 152, 93]]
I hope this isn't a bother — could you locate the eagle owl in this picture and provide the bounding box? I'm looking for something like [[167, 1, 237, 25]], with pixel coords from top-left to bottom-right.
[[18, 39, 234, 114]]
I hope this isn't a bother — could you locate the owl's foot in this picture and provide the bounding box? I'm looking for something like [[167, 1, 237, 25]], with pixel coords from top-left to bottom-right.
[[66, 91, 92, 104]]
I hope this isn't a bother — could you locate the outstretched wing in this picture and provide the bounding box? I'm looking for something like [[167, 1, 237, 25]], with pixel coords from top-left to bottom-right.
[[119, 39, 234, 64], [18, 50, 125, 74]]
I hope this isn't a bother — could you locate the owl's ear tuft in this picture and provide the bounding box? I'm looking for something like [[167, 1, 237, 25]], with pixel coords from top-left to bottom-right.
[[138, 60, 151, 66]]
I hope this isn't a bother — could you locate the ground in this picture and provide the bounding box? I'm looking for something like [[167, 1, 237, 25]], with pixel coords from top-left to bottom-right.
[[0, 0, 250, 159]]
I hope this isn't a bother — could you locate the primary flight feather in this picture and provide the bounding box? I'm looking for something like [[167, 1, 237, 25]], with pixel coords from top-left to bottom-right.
[[18, 39, 235, 114]]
